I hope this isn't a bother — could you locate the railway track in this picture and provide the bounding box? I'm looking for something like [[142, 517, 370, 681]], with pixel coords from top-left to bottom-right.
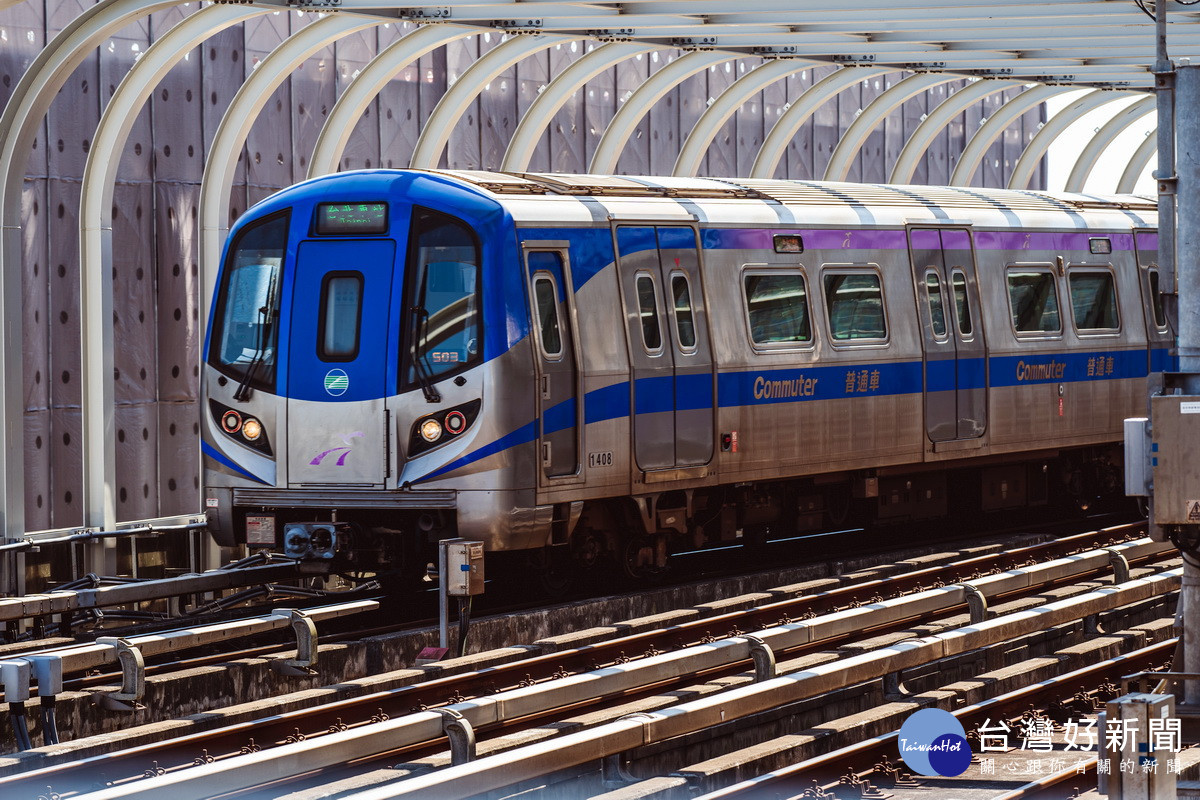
[[0, 522, 1176, 799]]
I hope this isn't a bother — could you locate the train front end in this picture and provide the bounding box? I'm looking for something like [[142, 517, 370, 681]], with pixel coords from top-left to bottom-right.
[[201, 170, 535, 573]]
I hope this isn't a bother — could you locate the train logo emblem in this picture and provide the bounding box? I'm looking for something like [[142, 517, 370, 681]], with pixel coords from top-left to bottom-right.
[[310, 431, 364, 467], [323, 369, 349, 397], [897, 708, 972, 777]]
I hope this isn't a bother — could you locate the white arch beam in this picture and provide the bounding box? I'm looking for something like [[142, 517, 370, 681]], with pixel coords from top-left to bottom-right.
[[200, 15, 379, 335], [308, 24, 477, 179], [948, 84, 1069, 186], [502, 41, 654, 173], [823, 72, 955, 182], [1064, 96, 1155, 192], [672, 58, 814, 178], [750, 65, 891, 179], [1007, 89, 1132, 190], [80, 4, 265, 533], [0, 0, 177, 548], [888, 78, 1020, 185], [589, 50, 732, 174], [410, 33, 572, 169], [1118, 129, 1157, 194]]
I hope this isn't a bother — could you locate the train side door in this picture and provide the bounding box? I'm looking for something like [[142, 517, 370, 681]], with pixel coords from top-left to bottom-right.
[[908, 227, 987, 443], [1133, 229, 1173, 371], [615, 225, 714, 473], [524, 245, 581, 481], [286, 239, 395, 486]]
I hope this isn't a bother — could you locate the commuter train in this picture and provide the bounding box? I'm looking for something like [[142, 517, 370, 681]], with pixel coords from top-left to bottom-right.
[[201, 169, 1167, 581]]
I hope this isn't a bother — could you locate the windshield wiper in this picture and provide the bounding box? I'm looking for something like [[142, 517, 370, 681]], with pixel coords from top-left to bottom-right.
[[409, 306, 442, 404], [233, 273, 277, 402]]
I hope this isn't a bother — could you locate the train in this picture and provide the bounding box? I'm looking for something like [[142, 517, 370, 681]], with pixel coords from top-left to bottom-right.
[[200, 169, 1167, 583]]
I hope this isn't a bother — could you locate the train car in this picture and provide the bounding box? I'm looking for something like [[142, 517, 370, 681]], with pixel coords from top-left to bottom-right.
[[200, 169, 1166, 581]]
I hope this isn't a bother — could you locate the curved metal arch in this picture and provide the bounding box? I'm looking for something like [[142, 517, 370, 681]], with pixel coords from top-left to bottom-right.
[[0, 0, 178, 540], [502, 41, 654, 173], [823, 72, 955, 182], [1007, 89, 1133, 190], [888, 78, 1020, 185], [1119, 129, 1158, 194], [672, 58, 813, 178], [80, 4, 266, 532], [410, 33, 573, 169], [200, 15, 379, 329], [308, 24, 477, 179], [1065, 96, 1156, 192], [949, 84, 1070, 186], [589, 50, 732, 175], [750, 65, 891, 179]]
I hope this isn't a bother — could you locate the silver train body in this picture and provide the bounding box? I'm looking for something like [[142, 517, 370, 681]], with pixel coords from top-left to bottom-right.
[[201, 170, 1165, 570]]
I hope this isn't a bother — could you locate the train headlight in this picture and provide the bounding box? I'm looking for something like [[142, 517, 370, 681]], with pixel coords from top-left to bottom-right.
[[420, 418, 443, 443], [221, 410, 242, 434], [242, 418, 263, 442], [444, 411, 466, 435]]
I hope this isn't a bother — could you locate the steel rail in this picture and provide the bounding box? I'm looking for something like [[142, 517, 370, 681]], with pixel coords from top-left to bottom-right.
[[53, 564, 1179, 799]]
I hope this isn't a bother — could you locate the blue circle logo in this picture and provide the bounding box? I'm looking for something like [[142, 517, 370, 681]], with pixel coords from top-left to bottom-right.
[[323, 369, 349, 397], [897, 708, 972, 776]]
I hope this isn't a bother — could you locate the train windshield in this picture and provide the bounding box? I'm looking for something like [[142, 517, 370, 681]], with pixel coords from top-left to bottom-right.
[[210, 212, 288, 391], [404, 208, 482, 389]]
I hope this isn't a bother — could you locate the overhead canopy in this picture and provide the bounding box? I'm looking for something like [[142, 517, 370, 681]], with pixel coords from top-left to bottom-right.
[[265, 0, 1187, 89]]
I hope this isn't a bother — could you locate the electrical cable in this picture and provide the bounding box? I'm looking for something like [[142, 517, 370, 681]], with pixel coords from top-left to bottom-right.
[[456, 595, 472, 658]]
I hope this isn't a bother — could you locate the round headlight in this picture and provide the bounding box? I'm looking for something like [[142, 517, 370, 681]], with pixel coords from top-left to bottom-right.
[[444, 411, 466, 435], [419, 418, 443, 443], [242, 418, 263, 442], [221, 410, 242, 434]]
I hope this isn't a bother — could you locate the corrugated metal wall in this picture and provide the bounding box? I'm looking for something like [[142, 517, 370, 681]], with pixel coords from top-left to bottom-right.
[[0, 6, 1046, 531]]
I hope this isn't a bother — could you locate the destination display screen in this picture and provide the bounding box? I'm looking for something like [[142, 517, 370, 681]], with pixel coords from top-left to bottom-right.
[[315, 202, 389, 235]]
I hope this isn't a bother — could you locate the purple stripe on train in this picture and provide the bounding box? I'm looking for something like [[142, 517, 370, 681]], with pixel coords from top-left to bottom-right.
[[707, 228, 1139, 253]]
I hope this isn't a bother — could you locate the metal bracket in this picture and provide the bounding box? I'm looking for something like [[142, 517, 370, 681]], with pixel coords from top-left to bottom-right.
[[602, 752, 639, 787], [1085, 613, 1106, 635], [1103, 547, 1131, 584], [588, 28, 635, 42], [434, 708, 476, 765], [884, 670, 910, 697], [276, 609, 319, 676], [672, 36, 717, 50], [961, 584, 989, 623], [742, 635, 777, 681], [93, 637, 145, 711]]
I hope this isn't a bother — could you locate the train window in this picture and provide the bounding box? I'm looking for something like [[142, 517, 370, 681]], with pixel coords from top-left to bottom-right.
[[209, 211, 288, 391], [404, 208, 482, 386], [823, 271, 887, 341], [924, 270, 947, 339], [532, 274, 563, 358], [743, 272, 811, 346], [318, 273, 363, 361], [1149, 269, 1168, 329], [671, 274, 697, 350], [951, 270, 973, 337], [1007, 269, 1061, 334], [635, 273, 663, 352], [1068, 270, 1120, 331]]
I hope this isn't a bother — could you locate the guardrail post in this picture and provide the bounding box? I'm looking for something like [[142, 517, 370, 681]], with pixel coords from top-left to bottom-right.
[[276, 608, 319, 676], [0, 659, 33, 750], [93, 636, 145, 711], [743, 635, 777, 681], [961, 583, 988, 623], [434, 708, 476, 766], [1103, 547, 1132, 584]]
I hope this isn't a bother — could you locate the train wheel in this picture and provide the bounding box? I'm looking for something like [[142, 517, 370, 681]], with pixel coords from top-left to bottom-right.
[[530, 547, 573, 598], [620, 535, 669, 584]]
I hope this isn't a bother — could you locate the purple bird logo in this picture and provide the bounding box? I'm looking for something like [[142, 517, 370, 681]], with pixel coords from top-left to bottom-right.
[[310, 431, 364, 466]]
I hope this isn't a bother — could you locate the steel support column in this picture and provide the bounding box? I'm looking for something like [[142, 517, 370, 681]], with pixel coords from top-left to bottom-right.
[[502, 41, 654, 172], [79, 4, 265, 551], [750, 66, 890, 179], [307, 24, 477, 179], [199, 14, 378, 335], [1118, 130, 1157, 194], [410, 33, 571, 169], [672, 58, 813, 178], [888, 78, 1020, 185], [1065, 96, 1155, 192], [589, 50, 732, 175], [822, 72, 955, 182], [1007, 89, 1131, 189], [949, 84, 1068, 186]]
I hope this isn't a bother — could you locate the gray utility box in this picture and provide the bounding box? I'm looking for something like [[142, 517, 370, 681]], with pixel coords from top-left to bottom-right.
[[1149, 394, 1200, 526], [442, 538, 485, 596]]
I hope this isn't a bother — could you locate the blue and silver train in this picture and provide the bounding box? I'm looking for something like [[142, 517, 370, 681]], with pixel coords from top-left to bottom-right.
[[201, 169, 1166, 578]]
